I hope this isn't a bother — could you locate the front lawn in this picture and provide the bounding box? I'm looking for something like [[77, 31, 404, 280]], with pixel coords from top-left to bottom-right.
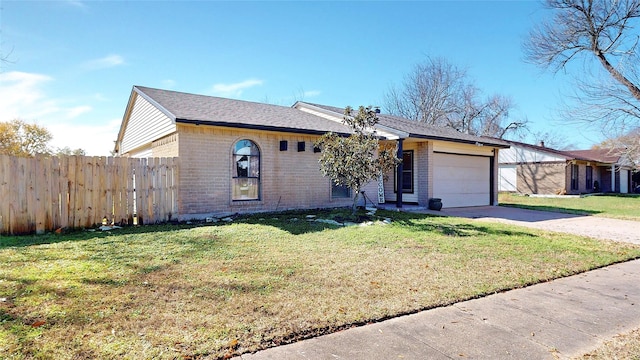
[[499, 193, 640, 221], [2, 209, 640, 359]]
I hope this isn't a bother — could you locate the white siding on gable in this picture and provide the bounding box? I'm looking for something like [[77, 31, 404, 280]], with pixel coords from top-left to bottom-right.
[[120, 94, 176, 155], [500, 146, 566, 164]]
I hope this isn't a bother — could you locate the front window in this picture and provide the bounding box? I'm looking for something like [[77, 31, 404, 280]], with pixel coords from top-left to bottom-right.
[[332, 182, 351, 198], [232, 139, 260, 200], [571, 164, 579, 190], [586, 166, 593, 190]]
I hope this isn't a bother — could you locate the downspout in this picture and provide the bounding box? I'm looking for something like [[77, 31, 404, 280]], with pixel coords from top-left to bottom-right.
[[396, 138, 403, 208], [611, 164, 616, 192]]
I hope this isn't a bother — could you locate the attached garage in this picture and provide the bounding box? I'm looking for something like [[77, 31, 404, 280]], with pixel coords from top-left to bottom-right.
[[433, 153, 492, 208]]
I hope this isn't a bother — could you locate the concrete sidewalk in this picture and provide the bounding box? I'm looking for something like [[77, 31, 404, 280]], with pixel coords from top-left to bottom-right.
[[240, 259, 640, 360]]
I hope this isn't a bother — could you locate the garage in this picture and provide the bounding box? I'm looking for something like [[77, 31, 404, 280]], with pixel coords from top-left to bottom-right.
[[433, 153, 491, 208]]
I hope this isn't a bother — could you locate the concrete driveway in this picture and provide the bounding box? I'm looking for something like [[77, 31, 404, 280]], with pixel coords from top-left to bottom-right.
[[438, 206, 639, 244]]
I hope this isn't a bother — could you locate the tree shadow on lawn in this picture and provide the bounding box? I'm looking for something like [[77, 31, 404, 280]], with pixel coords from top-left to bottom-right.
[[390, 212, 538, 238], [0, 223, 206, 249], [0, 208, 540, 249], [243, 209, 540, 238], [500, 203, 602, 216]]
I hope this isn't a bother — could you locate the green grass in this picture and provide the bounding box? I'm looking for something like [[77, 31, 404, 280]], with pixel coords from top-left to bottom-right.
[[499, 193, 640, 221], [1, 208, 640, 359]]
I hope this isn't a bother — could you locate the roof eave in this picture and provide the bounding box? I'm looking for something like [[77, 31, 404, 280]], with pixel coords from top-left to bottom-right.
[[410, 134, 510, 148], [175, 118, 352, 137]]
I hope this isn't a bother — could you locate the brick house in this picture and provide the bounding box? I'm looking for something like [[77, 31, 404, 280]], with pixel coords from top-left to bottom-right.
[[114, 86, 509, 219], [498, 140, 635, 195]]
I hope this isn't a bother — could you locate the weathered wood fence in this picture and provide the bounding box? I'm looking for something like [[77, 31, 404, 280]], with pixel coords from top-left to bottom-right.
[[0, 155, 179, 235]]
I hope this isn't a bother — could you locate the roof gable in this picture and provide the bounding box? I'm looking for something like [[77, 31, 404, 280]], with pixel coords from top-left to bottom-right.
[[133, 86, 354, 136], [118, 92, 176, 155], [500, 139, 631, 166], [294, 102, 510, 148]]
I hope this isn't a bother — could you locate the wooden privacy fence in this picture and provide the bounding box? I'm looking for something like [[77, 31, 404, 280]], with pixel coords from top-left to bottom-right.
[[0, 155, 179, 235]]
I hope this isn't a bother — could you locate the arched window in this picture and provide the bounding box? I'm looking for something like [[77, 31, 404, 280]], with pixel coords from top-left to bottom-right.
[[232, 139, 260, 200]]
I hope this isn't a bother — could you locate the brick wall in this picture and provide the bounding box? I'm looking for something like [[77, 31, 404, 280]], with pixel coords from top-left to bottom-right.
[[416, 142, 429, 206], [173, 124, 354, 218], [151, 134, 179, 158], [517, 162, 566, 194]]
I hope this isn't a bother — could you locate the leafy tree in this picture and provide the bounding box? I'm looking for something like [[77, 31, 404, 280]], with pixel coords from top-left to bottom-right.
[[383, 57, 527, 138], [524, 0, 640, 133], [315, 106, 400, 213], [0, 119, 53, 157], [56, 146, 86, 156]]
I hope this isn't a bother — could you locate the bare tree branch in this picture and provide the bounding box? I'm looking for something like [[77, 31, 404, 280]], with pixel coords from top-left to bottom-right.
[[524, 0, 640, 133], [383, 57, 526, 138]]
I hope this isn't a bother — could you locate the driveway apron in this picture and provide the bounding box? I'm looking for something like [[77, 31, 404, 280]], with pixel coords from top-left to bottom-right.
[[439, 206, 639, 244]]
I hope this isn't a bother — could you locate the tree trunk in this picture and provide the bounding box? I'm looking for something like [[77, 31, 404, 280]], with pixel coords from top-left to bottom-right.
[[352, 191, 360, 215]]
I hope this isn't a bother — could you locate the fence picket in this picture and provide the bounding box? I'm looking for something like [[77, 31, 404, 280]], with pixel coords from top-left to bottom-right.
[[34, 155, 50, 234], [59, 156, 71, 229], [0, 155, 179, 235], [0, 156, 10, 234], [104, 157, 113, 225], [50, 156, 61, 230], [21, 157, 35, 234]]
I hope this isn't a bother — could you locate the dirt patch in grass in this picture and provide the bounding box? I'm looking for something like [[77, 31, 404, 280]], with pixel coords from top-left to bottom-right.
[[576, 328, 640, 359], [2, 209, 640, 359]]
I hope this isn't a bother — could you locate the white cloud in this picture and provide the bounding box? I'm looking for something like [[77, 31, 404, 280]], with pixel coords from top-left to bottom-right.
[[303, 90, 321, 98], [48, 118, 121, 156], [162, 79, 176, 89], [65, 0, 86, 8], [211, 79, 263, 97], [66, 105, 93, 119], [0, 70, 117, 156], [0, 71, 55, 120], [82, 54, 125, 71]]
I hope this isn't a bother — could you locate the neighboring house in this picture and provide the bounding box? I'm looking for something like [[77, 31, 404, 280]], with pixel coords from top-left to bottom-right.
[[498, 140, 635, 195], [114, 86, 509, 219]]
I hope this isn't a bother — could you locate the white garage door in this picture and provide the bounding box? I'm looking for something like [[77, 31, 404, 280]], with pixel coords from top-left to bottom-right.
[[499, 165, 517, 192], [620, 169, 629, 193], [433, 153, 490, 208]]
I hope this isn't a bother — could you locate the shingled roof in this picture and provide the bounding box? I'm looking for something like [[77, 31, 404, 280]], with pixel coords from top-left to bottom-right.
[[130, 86, 510, 148], [501, 139, 630, 165], [564, 149, 623, 164], [134, 86, 354, 136], [298, 102, 510, 148]]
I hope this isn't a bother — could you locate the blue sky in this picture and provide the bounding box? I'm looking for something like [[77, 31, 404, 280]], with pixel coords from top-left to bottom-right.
[[1, 0, 599, 155]]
